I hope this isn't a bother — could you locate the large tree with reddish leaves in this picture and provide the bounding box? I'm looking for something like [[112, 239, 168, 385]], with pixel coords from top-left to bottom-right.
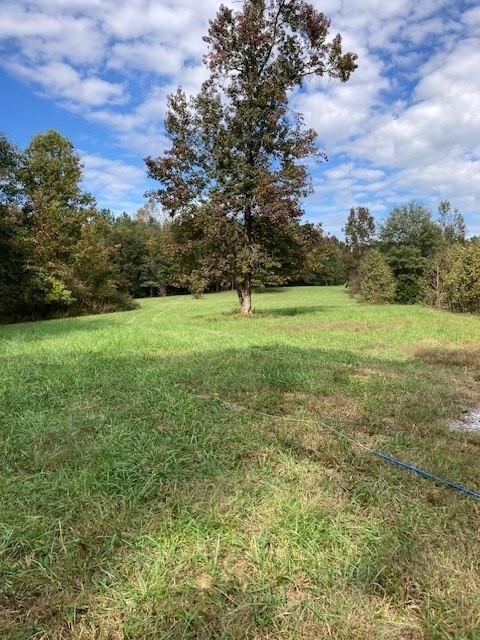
[[147, 0, 357, 314]]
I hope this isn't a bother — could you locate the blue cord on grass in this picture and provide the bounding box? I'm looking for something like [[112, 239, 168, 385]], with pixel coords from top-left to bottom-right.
[[371, 450, 480, 501], [222, 405, 480, 502]]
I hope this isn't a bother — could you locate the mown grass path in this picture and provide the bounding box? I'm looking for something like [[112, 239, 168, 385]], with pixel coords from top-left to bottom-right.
[[1, 286, 480, 639]]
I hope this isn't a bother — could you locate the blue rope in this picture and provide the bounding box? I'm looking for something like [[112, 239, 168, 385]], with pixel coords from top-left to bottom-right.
[[371, 450, 480, 501], [218, 404, 480, 503]]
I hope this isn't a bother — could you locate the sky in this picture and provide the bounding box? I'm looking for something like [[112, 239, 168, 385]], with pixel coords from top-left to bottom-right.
[[1, 0, 479, 236]]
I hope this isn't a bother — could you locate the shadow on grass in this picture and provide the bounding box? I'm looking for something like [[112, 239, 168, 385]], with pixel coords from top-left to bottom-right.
[[1, 344, 480, 638], [254, 305, 329, 317], [253, 287, 286, 294], [0, 314, 138, 346]]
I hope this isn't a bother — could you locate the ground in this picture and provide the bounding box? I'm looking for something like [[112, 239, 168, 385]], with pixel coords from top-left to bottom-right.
[[1, 286, 480, 639]]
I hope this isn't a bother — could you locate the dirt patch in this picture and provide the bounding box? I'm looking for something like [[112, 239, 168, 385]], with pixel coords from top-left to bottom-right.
[[196, 573, 214, 590]]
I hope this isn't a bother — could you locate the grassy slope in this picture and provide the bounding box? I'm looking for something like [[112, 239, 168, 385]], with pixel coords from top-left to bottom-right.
[[1, 286, 480, 639]]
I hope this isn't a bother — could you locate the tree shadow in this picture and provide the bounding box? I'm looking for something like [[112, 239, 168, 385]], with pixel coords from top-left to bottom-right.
[[1, 343, 480, 637], [0, 310, 138, 345], [253, 287, 286, 294], [254, 305, 328, 317]]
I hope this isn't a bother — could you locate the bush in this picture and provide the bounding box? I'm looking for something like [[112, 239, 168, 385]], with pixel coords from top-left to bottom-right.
[[423, 241, 480, 313], [384, 245, 428, 303], [443, 242, 480, 312], [188, 272, 208, 298], [359, 250, 396, 304]]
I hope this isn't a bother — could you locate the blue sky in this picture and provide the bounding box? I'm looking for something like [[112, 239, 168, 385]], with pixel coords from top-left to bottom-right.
[[1, 0, 479, 236]]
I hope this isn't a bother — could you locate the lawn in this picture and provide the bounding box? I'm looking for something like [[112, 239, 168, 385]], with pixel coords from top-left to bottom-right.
[[1, 286, 480, 639]]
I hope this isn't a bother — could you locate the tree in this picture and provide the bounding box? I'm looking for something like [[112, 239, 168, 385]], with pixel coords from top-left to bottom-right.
[[422, 249, 448, 309], [425, 241, 480, 313], [344, 206, 375, 272], [0, 130, 137, 322], [111, 213, 151, 297], [380, 203, 442, 304], [16, 131, 98, 313], [139, 217, 173, 297], [0, 133, 28, 319], [301, 226, 346, 285], [359, 250, 396, 304], [437, 200, 466, 244], [20, 130, 94, 266], [71, 211, 136, 313], [111, 212, 173, 298], [147, 0, 357, 314]]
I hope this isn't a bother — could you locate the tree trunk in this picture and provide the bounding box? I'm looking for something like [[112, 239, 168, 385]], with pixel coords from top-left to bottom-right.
[[239, 195, 254, 315], [236, 285, 244, 306], [436, 266, 441, 308], [240, 275, 252, 315]]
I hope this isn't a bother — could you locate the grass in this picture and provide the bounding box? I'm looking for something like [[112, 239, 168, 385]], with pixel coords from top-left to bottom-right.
[[1, 285, 480, 639]]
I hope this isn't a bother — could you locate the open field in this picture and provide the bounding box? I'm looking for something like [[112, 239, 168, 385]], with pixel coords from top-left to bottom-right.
[[1, 286, 480, 639]]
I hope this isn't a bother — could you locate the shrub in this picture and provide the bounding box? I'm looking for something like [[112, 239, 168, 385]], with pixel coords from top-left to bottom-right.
[[443, 242, 480, 312], [188, 272, 208, 299], [359, 250, 396, 304]]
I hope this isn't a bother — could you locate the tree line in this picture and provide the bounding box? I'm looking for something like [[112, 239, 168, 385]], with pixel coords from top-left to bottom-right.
[[0, 128, 477, 322], [2, 1, 360, 321], [0, 129, 347, 323], [344, 203, 480, 313]]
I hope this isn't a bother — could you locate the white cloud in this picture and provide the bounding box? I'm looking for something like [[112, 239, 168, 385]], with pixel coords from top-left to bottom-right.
[[88, 64, 208, 154], [81, 153, 146, 212], [0, 0, 479, 226], [5, 59, 126, 107], [0, 6, 105, 64], [294, 48, 388, 149], [463, 5, 480, 31], [109, 42, 184, 75]]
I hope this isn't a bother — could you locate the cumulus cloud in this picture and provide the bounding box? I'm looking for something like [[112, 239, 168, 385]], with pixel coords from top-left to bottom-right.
[[0, 5, 105, 64], [81, 153, 147, 212], [0, 0, 478, 227], [5, 59, 126, 107], [298, 0, 480, 231]]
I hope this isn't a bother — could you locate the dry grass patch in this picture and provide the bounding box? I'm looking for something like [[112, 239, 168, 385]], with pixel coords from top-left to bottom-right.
[[416, 345, 480, 368]]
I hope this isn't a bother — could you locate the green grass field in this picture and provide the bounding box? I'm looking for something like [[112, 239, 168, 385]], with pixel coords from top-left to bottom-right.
[[1, 286, 480, 639]]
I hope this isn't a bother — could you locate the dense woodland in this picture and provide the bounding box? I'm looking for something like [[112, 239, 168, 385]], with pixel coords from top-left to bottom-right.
[[0, 128, 477, 323]]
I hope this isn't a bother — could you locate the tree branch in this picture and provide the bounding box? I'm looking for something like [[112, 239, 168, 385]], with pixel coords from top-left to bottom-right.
[[258, 0, 287, 77]]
